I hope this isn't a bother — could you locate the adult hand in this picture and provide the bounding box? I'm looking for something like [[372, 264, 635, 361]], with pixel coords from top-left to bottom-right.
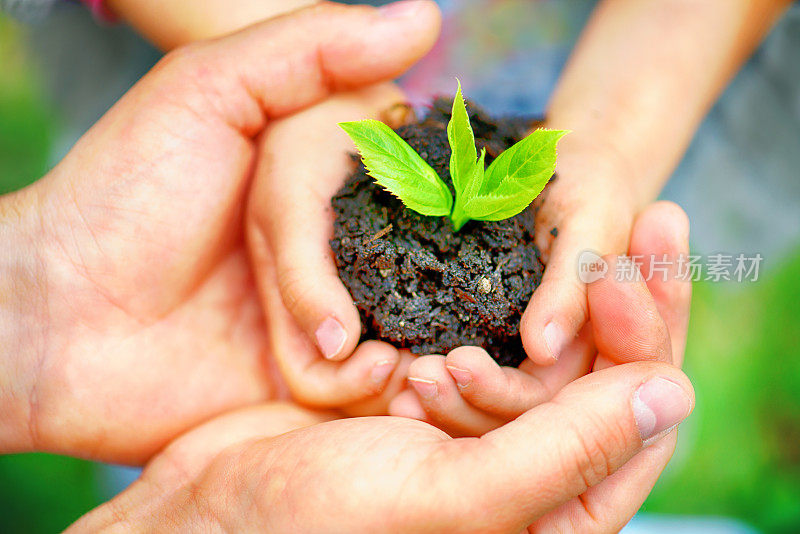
[[0, 0, 441, 463], [105, 0, 433, 412], [67, 202, 694, 533], [68, 359, 693, 533], [389, 201, 691, 437]]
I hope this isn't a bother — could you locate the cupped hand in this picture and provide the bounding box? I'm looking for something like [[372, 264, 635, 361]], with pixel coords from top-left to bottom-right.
[[246, 84, 421, 413], [68, 361, 693, 533], [0, 1, 441, 463], [389, 201, 691, 436], [521, 134, 643, 364]]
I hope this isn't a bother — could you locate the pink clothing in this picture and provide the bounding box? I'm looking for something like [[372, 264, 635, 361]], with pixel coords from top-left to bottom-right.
[[81, 0, 116, 22]]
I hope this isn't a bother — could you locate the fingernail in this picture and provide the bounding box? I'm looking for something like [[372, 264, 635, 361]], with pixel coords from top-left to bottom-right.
[[370, 360, 395, 386], [543, 321, 568, 360], [408, 377, 438, 400], [446, 365, 472, 388], [315, 317, 347, 360], [378, 0, 423, 18], [633, 377, 692, 444]]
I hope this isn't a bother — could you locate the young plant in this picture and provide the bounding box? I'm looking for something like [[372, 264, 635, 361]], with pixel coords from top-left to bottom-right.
[[339, 82, 568, 231]]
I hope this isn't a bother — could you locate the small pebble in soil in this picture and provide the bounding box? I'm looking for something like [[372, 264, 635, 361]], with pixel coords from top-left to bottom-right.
[[477, 277, 492, 294]]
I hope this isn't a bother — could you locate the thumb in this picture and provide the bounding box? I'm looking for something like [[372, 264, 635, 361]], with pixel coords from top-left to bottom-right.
[[441, 362, 694, 531], [588, 254, 672, 366], [192, 0, 442, 121], [39, 0, 441, 318]]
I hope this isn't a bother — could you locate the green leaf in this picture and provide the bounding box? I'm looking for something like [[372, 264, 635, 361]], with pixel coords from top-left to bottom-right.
[[450, 148, 486, 230], [465, 128, 568, 220], [463, 189, 532, 221], [464, 147, 487, 201], [483, 128, 567, 194], [447, 79, 477, 197], [339, 120, 453, 217]]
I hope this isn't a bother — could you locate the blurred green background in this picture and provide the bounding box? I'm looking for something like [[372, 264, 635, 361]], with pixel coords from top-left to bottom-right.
[[1, 6, 799, 533]]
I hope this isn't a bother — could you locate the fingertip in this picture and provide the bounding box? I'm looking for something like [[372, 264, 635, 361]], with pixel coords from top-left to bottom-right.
[[407, 355, 447, 398], [520, 312, 568, 366], [634, 374, 694, 446], [313, 0, 442, 91], [314, 309, 361, 361], [445, 364, 473, 389], [408, 355, 460, 405], [357, 340, 401, 393], [314, 316, 346, 360], [388, 389, 428, 421], [520, 275, 588, 366], [376, 0, 442, 44], [407, 352, 504, 436], [444, 346, 494, 388], [543, 321, 570, 362], [634, 201, 690, 252]]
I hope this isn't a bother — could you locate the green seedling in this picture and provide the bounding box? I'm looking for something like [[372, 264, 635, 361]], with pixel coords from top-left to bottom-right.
[[339, 81, 568, 230]]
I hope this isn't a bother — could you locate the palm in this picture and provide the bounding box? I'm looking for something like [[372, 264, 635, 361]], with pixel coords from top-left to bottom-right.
[[69, 404, 452, 532], [28, 84, 279, 463], [37, 248, 278, 464]]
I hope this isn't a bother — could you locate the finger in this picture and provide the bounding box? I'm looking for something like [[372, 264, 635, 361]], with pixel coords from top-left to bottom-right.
[[258, 251, 402, 406], [531, 432, 678, 532], [193, 0, 442, 120], [444, 346, 556, 421], [404, 354, 504, 436], [44, 0, 441, 317], [439, 361, 694, 531], [590, 201, 691, 371], [588, 254, 672, 367], [629, 201, 692, 366], [248, 84, 405, 361], [114, 0, 321, 51], [341, 349, 417, 417], [520, 176, 634, 365], [438, 329, 594, 428], [388, 388, 430, 422]]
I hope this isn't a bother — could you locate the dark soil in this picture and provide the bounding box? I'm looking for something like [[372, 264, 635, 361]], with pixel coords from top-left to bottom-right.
[[330, 98, 549, 367]]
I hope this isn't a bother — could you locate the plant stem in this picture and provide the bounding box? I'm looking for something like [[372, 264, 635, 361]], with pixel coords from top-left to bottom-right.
[[450, 203, 471, 231]]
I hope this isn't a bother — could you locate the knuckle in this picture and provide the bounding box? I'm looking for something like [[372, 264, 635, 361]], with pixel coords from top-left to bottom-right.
[[510, 373, 548, 413], [155, 42, 204, 75], [288, 382, 337, 407], [275, 265, 317, 316], [558, 408, 630, 490], [634, 309, 671, 362]]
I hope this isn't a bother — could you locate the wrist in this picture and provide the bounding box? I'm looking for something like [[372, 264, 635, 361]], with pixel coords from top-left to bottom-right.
[[545, 129, 646, 209], [66, 472, 226, 533], [0, 188, 48, 453]]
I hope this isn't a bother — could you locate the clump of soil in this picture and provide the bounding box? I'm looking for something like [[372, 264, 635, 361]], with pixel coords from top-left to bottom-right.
[[330, 98, 549, 367]]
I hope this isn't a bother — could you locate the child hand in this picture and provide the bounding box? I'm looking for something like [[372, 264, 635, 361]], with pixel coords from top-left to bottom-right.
[[389, 201, 691, 436], [246, 84, 423, 413]]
